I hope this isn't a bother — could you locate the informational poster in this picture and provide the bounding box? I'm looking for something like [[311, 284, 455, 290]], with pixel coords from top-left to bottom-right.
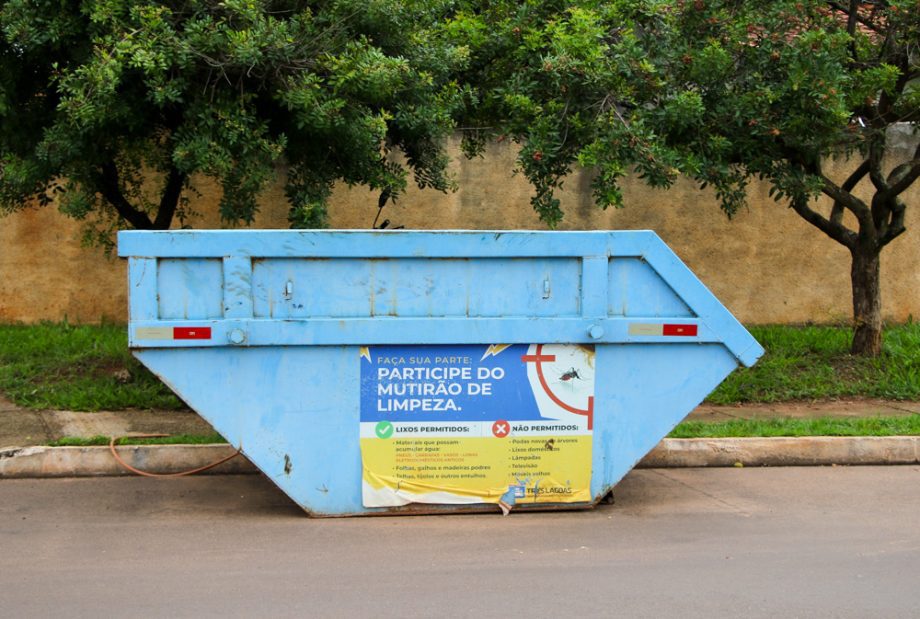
[[359, 344, 595, 511]]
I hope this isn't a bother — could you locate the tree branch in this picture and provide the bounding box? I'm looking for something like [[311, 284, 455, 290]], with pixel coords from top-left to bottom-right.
[[809, 158, 872, 238], [153, 165, 187, 230], [878, 64, 914, 125], [874, 144, 918, 246], [819, 175, 872, 235], [845, 0, 859, 61], [789, 195, 858, 249], [830, 159, 870, 225], [826, 1, 883, 33], [829, 203, 845, 226], [879, 196, 907, 247], [867, 133, 888, 193], [885, 142, 920, 197], [99, 162, 153, 229]]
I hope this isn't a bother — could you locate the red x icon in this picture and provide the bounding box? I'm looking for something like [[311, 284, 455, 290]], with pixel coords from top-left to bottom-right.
[[492, 420, 510, 438]]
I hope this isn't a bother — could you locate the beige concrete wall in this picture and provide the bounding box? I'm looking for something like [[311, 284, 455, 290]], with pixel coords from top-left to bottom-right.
[[1, 136, 917, 325]]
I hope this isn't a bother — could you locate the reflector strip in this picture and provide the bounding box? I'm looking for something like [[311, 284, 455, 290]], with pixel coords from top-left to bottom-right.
[[135, 326, 213, 340], [174, 327, 212, 340], [628, 323, 664, 336], [663, 324, 698, 336], [628, 323, 698, 337], [135, 327, 173, 340]]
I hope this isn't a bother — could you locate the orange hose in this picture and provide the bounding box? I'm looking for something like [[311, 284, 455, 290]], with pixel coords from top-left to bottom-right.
[[109, 434, 241, 478]]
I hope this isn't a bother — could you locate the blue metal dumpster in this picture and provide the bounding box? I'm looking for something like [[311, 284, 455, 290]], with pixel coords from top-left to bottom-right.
[[118, 230, 763, 516]]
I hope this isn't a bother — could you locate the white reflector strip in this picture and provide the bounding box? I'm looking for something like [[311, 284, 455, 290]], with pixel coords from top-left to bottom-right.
[[628, 323, 665, 336], [135, 327, 174, 340]]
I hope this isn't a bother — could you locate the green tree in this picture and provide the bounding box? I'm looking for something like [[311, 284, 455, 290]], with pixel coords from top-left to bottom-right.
[[447, 0, 918, 356], [0, 0, 470, 241], [3, 1, 915, 356]]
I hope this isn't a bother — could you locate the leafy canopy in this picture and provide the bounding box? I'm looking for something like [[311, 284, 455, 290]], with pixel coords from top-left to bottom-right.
[[1, 0, 916, 248], [445, 0, 918, 235], [0, 0, 472, 240]]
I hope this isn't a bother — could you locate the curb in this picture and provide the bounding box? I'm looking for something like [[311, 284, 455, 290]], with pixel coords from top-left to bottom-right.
[[1, 437, 919, 479], [638, 436, 920, 468], [0, 444, 257, 478]]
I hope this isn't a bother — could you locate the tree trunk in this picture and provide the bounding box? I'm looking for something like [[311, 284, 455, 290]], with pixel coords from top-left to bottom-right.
[[850, 245, 882, 356]]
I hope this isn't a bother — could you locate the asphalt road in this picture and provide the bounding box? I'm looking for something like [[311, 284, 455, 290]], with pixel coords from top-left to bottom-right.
[[2, 466, 919, 618]]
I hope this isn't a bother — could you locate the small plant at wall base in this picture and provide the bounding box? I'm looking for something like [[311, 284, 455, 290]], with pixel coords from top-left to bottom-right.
[[446, 0, 918, 357]]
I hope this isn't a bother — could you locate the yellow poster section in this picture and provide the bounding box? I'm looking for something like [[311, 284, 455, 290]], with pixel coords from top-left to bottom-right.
[[361, 435, 592, 505]]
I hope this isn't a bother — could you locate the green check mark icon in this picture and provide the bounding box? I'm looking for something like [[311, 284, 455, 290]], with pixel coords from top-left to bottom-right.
[[375, 421, 395, 439]]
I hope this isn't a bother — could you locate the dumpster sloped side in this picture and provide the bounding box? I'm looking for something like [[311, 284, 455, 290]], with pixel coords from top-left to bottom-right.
[[137, 347, 363, 515], [592, 344, 740, 497]]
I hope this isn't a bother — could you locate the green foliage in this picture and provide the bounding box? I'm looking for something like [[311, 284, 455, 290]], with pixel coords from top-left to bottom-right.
[[670, 415, 920, 438], [49, 433, 225, 446], [442, 1, 916, 355], [2, 321, 917, 411], [441, 0, 917, 242], [0, 322, 184, 410], [0, 0, 470, 235], [443, 1, 675, 225], [708, 323, 920, 403], [1, 0, 916, 261]]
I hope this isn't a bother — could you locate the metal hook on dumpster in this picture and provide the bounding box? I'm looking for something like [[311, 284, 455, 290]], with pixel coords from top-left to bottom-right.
[[108, 434, 242, 478]]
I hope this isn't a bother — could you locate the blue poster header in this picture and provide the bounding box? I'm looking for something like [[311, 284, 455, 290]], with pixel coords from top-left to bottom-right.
[[360, 344, 544, 423]]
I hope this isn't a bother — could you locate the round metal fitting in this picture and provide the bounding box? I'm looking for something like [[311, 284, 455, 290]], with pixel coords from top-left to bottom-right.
[[228, 329, 247, 345]]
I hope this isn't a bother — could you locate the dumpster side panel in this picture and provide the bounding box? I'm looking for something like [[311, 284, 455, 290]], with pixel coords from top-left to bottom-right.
[[136, 341, 741, 515], [607, 258, 694, 318], [157, 259, 223, 320], [590, 344, 740, 498], [642, 240, 764, 367], [251, 258, 582, 319], [119, 229, 654, 258], [135, 347, 366, 515]]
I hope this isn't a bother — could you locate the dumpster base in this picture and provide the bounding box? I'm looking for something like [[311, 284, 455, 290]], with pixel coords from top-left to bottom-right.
[[302, 500, 600, 518]]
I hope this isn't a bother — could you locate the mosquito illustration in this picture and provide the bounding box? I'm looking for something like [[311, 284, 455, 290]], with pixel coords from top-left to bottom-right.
[[559, 367, 582, 382]]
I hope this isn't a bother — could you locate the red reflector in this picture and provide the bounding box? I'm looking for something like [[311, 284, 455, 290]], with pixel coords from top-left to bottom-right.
[[663, 324, 698, 337], [173, 327, 212, 340]]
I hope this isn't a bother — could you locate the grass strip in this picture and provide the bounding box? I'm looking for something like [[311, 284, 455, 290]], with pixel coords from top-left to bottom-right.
[[48, 433, 225, 447], [0, 322, 184, 410], [1, 321, 919, 409], [669, 415, 920, 438], [709, 323, 920, 403]]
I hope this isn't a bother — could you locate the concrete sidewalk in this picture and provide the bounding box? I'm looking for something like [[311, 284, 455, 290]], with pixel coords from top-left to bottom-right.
[[0, 395, 215, 450], [2, 394, 919, 450]]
